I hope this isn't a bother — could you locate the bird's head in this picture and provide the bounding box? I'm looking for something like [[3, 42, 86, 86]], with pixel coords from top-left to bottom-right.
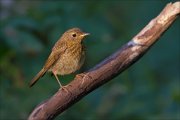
[[61, 28, 89, 45]]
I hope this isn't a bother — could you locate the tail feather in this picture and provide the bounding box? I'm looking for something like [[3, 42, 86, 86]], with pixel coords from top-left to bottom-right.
[[29, 68, 46, 87]]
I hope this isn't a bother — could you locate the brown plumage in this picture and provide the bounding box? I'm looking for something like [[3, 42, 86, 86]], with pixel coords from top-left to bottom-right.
[[29, 28, 89, 89]]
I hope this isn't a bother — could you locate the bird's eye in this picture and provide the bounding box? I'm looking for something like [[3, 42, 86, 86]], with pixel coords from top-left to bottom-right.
[[72, 33, 76, 37]]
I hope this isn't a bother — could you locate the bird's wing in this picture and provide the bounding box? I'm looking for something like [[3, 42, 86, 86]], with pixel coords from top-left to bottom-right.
[[29, 42, 67, 87], [44, 42, 67, 70]]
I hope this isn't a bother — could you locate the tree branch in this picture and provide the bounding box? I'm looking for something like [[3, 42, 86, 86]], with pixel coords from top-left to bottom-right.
[[28, 2, 180, 120]]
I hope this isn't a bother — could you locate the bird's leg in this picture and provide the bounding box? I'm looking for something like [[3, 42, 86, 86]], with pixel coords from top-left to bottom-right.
[[54, 74, 63, 88], [52, 72, 69, 92]]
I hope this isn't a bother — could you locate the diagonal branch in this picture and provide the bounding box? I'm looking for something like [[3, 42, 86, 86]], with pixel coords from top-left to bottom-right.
[[28, 2, 180, 120]]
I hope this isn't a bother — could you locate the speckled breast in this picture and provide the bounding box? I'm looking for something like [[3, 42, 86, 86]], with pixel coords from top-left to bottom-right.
[[51, 45, 85, 75]]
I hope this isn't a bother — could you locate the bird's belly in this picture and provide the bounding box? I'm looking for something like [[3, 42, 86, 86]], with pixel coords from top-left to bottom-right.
[[51, 51, 85, 75]]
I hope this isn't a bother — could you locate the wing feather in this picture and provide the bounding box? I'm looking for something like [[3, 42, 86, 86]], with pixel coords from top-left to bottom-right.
[[29, 42, 67, 87]]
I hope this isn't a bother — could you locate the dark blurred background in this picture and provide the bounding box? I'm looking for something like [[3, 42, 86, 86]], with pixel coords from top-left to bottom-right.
[[0, 0, 179, 120]]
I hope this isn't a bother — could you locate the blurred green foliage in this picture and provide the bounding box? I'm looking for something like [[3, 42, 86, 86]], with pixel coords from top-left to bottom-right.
[[0, 0, 179, 120]]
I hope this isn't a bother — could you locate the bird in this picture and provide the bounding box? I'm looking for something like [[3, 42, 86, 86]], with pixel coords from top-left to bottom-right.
[[29, 28, 89, 90]]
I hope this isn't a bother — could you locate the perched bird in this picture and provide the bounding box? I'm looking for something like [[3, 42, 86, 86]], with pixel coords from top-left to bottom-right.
[[29, 28, 89, 90]]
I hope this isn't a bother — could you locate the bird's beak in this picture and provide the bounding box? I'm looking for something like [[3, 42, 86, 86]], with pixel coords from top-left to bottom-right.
[[81, 33, 90, 37]]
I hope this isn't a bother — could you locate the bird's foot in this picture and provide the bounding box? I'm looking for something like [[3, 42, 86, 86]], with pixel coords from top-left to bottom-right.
[[76, 73, 92, 87], [59, 85, 72, 93]]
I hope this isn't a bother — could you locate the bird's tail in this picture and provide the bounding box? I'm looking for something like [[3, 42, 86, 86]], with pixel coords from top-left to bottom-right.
[[29, 68, 47, 87]]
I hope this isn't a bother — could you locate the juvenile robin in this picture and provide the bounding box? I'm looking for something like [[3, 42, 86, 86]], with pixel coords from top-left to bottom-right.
[[29, 28, 89, 90]]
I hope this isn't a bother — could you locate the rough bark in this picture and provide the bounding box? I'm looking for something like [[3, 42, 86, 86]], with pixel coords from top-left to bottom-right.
[[28, 2, 180, 120]]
